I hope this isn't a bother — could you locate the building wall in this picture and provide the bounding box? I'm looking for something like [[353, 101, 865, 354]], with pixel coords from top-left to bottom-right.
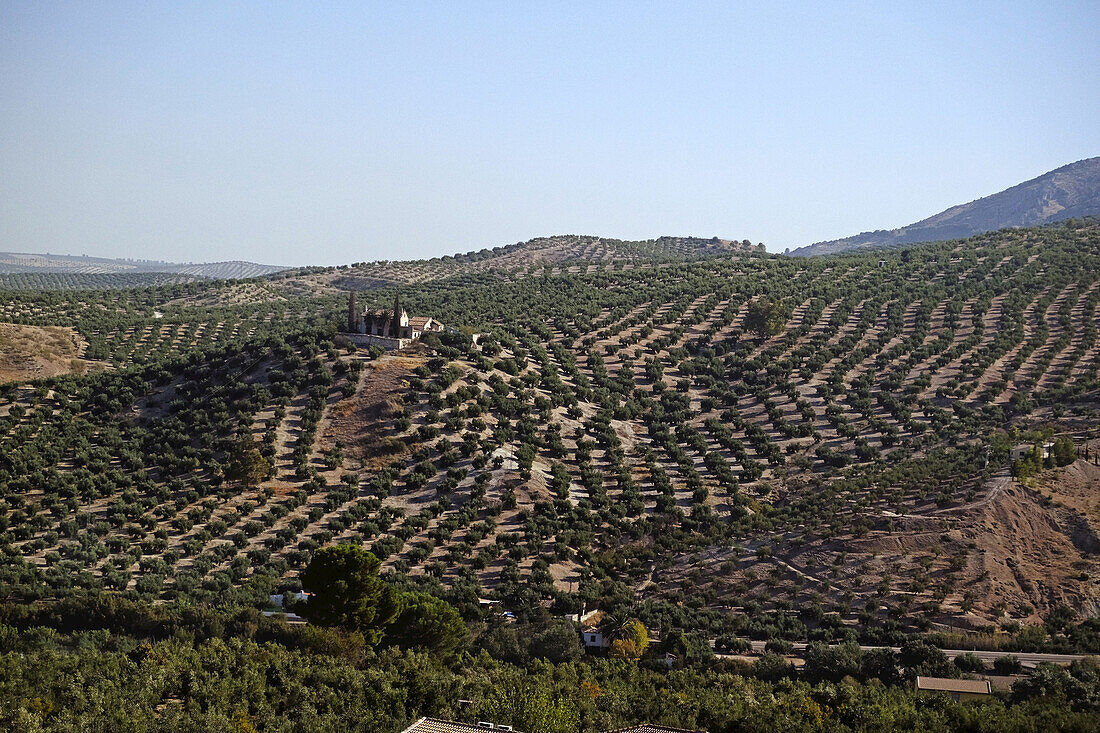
[[343, 333, 412, 350], [582, 631, 605, 647], [956, 691, 990, 702]]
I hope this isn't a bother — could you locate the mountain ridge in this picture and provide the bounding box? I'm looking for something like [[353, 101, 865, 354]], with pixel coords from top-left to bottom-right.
[[791, 156, 1100, 256]]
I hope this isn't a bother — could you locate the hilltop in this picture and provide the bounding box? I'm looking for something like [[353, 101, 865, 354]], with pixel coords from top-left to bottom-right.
[[0, 236, 760, 293], [0, 251, 288, 280], [311, 234, 762, 289], [792, 157, 1100, 256]]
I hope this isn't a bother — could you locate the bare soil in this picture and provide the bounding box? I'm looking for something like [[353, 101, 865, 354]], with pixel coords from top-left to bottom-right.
[[322, 353, 426, 468], [0, 323, 91, 384]]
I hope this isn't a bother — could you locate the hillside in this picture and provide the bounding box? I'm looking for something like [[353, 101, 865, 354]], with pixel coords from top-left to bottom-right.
[[792, 157, 1100, 256], [0, 251, 288, 280], [309, 234, 762, 289], [1, 220, 1098, 649]]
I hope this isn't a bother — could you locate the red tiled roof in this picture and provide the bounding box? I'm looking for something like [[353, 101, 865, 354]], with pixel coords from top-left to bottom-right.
[[602, 721, 704, 726], [400, 719, 703, 733], [400, 718, 522, 733]]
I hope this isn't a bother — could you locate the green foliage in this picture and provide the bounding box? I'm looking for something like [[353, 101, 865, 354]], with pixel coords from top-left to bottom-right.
[[298, 545, 400, 643], [765, 638, 795, 654], [802, 641, 864, 683], [0, 598, 1099, 731], [385, 591, 469, 659], [530, 620, 585, 663], [898, 639, 956, 679], [224, 438, 272, 488], [954, 651, 986, 672], [715, 634, 752, 653], [1012, 658, 1100, 713], [752, 651, 794, 681], [1012, 445, 1045, 480], [1052, 436, 1077, 467], [744, 297, 786, 338], [478, 687, 579, 733], [609, 618, 649, 661]]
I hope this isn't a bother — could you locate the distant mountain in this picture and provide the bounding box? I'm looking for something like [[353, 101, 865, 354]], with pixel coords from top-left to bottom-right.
[[0, 251, 288, 279], [791, 156, 1100, 257]]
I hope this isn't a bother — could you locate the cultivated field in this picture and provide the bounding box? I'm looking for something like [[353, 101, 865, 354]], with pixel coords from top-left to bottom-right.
[[2, 222, 1098, 646], [0, 251, 288, 279]]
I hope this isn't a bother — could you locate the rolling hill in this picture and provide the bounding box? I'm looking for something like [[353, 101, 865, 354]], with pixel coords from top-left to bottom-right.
[[3, 219, 1100, 730], [310, 234, 763, 290], [1, 219, 1098, 642], [0, 251, 289, 279], [792, 157, 1100, 257]]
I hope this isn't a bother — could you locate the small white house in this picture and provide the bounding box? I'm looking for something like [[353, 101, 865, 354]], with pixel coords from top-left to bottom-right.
[[581, 626, 607, 648], [264, 592, 309, 623], [1012, 442, 1054, 461], [269, 592, 308, 607]]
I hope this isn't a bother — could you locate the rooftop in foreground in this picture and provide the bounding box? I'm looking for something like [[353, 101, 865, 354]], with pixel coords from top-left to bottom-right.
[[400, 720, 709, 733], [915, 677, 992, 694], [400, 719, 520, 733], [603, 726, 707, 733]]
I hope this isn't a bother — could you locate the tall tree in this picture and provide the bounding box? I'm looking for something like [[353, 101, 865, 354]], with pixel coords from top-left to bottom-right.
[[744, 297, 786, 339], [299, 545, 400, 644], [609, 618, 649, 661], [384, 592, 468, 659], [224, 438, 272, 489]]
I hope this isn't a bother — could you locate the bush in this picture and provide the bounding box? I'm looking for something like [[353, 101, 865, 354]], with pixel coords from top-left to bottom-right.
[[954, 652, 986, 672], [752, 652, 794, 681], [715, 634, 752, 653]]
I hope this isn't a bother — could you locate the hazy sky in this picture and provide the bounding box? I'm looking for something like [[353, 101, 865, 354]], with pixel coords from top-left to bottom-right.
[[1, 2, 1097, 265]]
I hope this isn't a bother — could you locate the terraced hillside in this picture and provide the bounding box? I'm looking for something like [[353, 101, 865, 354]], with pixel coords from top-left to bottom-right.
[[308, 234, 764, 289], [0, 251, 288, 281], [0, 272, 208, 291], [1, 221, 1098, 649]]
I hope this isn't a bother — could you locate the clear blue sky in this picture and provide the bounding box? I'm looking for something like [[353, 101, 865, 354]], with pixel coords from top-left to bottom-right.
[[1, 2, 1097, 265]]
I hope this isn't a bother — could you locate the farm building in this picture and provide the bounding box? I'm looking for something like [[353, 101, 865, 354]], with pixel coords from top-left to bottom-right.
[[573, 608, 609, 648], [343, 292, 444, 349], [915, 676, 992, 701], [1011, 441, 1054, 461], [581, 625, 608, 648]]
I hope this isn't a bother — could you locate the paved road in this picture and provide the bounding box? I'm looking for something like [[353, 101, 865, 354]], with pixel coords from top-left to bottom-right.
[[741, 640, 1089, 668]]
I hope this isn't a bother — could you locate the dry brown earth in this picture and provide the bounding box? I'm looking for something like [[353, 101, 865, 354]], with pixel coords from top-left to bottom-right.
[[324, 351, 426, 468], [0, 323, 91, 384]]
